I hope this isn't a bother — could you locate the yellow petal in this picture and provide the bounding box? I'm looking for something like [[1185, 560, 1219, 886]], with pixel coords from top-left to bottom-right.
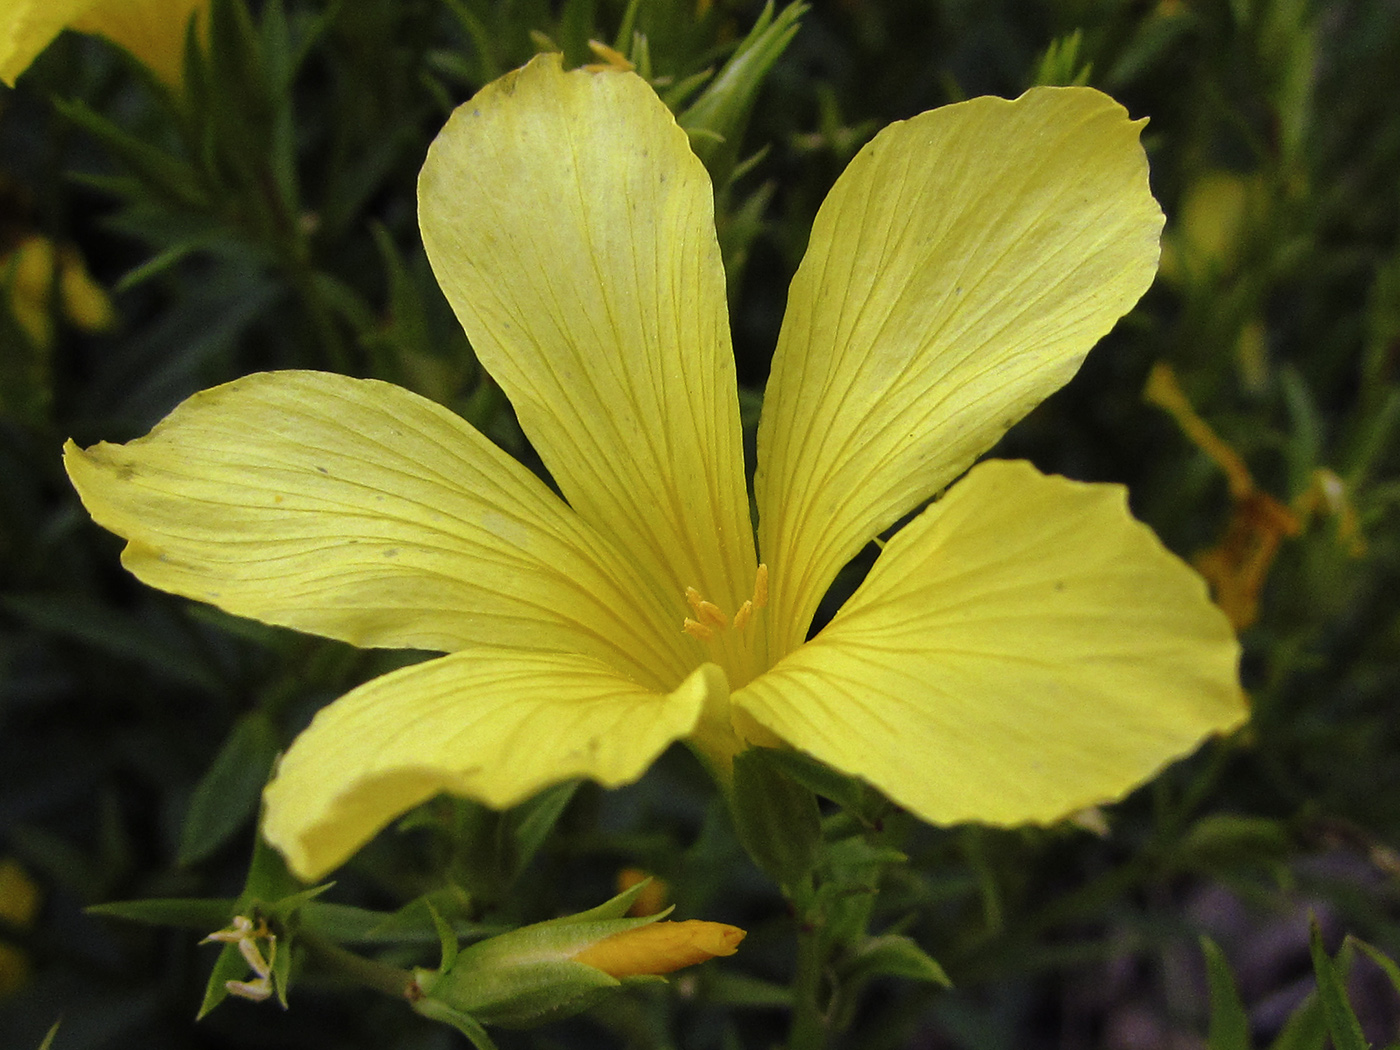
[[734, 459, 1245, 826], [71, 0, 205, 86], [756, 88, 1164, 654], [263, 652, 726, 880], [1, 0, 93, 86], [65, 371, 693, 687], [419, 54, 757, 624], [1, 0, 204, 87], [572, 920, 745, 977]]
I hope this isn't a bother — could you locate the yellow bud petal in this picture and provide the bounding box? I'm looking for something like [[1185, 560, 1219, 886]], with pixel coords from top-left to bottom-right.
[[571, 920, 745, 978], [616, 869, 669, 916]]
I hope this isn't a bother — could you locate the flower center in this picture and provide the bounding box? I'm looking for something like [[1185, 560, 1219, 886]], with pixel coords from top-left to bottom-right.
[[682, 564, 768, 641], [676, 564, 772, 769], [678, 563, 770, 695]]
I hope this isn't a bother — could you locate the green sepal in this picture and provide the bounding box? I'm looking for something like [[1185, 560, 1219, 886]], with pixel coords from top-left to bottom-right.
[[411, 999, 501, 1050], [428, 902, 459, 973], [270, 928, 292, 1010], [416, 958, 621, 1028], [197, 940, 253, 1020], [193, 828, 324, 1018], [533, 878, 656, 927]]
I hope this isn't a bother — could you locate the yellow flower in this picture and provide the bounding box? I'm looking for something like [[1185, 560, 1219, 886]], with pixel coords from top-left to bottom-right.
[[1, 0, 206, 87], [65, 55, 1247, 882]]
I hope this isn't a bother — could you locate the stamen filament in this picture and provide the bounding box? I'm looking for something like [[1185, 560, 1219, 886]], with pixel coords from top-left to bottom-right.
[[696, 600, 727, 630]]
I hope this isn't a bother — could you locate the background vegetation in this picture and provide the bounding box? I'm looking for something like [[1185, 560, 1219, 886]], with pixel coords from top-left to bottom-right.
[[1, 0, 1397, 1047]]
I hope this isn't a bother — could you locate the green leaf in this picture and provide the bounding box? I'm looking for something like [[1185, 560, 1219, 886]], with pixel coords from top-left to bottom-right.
[[1308, 920, 1368, 1050], [1202, 936, 1252, 1050], [1350, 936, 1400, 998], [677, 1, 806, 186], [1268, 993, 1327, 1050], [264, 882, 335, 922], [178, 712, 279, 866], [1179, 814, 1292, 870], [841, 934, 951, 987], [508, 780, 579, 878], [87, 897, 237, 931], [0, 594, 221, 692], [238, 832, 304, 912], [730, 748, 822, 892], [36, 1021, 61, 1050], [296, 902, 418, 943], [54, 99, 209, 209], [703, 969, 794, 1008]]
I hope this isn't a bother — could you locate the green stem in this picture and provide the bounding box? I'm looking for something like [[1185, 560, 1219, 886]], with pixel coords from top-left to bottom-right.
[[299, 931, 415, 999], [788, 914, 828, 1050]]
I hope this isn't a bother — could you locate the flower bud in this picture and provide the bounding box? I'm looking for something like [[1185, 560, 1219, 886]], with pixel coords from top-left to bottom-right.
[[409, 884, 744, 1030]]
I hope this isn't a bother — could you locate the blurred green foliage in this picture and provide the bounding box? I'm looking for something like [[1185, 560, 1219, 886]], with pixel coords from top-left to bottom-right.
[[1, 0, 1398, 1048]]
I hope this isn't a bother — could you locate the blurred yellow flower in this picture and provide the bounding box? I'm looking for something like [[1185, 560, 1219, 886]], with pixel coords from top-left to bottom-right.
[[1, 0, 206, 87], [66, 55, 1246, 881], [0, 859, 40, 928], [0, 858, 39, 1000], [3, 235, 116, 348]]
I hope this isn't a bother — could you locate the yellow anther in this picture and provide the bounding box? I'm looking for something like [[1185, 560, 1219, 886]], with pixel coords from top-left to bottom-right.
[[685, 587, 729, 631], [732, 600, 753, 632], [752, 564, 769, 610], [683, 618, 714, 641]]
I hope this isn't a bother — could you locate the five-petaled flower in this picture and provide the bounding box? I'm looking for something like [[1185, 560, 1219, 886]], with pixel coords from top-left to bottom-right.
[[65, 55, 1247, 882]]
